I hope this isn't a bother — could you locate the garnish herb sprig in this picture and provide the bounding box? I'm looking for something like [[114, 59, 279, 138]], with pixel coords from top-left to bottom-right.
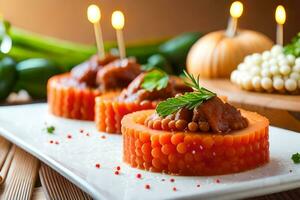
[[156, 71, 216, 117], [292, 152, 300, 164], [141, 69, 169, 92], [45, 126, 55, 134]]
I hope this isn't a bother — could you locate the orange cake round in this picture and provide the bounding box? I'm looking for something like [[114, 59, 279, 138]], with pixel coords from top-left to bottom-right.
[[95, 93, 157, 133], [95, 70, 193, 134], [48, 73, 101, 120], [47, 55, 141, 121], [122, 110, 269, 176]]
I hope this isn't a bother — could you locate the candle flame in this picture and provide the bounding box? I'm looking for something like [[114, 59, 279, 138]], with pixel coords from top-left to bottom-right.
[[112, 11, 125, 30], [87, 4, 101, 23], [230, 1, 243, 18], [275, 5, 286, 25]]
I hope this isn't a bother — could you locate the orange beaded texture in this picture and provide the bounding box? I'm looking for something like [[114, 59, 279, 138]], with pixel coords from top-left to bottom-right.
[[95, 95, 157, 134], [47, 73, 100, 120], [122, 110, 269, 176]]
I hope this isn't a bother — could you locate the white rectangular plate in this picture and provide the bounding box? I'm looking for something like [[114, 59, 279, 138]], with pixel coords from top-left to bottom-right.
[[0, 104, 300, 200]]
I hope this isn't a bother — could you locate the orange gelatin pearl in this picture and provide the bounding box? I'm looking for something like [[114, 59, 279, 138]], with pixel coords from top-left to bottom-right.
[[168, 120, 176, 130], [148, 120, 154, 128], [161, 118, 171, 130], [188, 122, 198, 132], [151, 147, 161, 158], [161, 144, 175, 155], [139, 133, 150, 143], [151, 135, 160, 148], [184, 135, 193, 144], [175, 120, 187, 131], [153, 120, 162, 130], [214, 135, 224, 146], [171, 133, 184, 145], [141, 143, 152, 154], [177, 142, 187, 154], [202, 137, 214, 149], [152, 158, 162, 169], [159, 134, 171, 145]]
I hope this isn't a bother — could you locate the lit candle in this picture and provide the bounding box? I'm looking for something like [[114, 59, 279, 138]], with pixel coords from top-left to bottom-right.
[[226, 1, 243, 37], [111, 11, 126, 59], [275, 5, 286, 45], [87, 4, 105, 59]]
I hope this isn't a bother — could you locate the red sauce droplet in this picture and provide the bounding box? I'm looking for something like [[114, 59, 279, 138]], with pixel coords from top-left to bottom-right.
[[170, 178, 175, 182], [136, 173, 142, 179], [197, 184, 200, 188], [216, 179, 220, 183], [95, 163, 100, 168], [173, 187, 177, 191], [116, 166, 121, 171], [101, 135, 106, 139], [55, 141, 59, 145], [67, 134, 72, 139], [145, 184, 150, 189], [86, 133, 90, 136], [114, 171, 119, 175], [80, 129, 84, 133], [49, 140, 54, 144]]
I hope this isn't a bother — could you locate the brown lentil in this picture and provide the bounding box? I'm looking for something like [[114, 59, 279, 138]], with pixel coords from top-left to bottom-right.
[[153, 120, 162, 130], [175, 120, 187, 131], [168, 120, 176, 130], [162, 118, 171, 130], [148, 120, 154, 129], [188, 122, 198, 132], [199, 121, 210, 132]]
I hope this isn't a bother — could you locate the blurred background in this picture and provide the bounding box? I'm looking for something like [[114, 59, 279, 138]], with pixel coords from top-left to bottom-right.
[[1, 0, 300, 44]]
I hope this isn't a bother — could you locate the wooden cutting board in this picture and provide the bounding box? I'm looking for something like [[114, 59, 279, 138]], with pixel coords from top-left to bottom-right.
[[199, 79, 300, 132]]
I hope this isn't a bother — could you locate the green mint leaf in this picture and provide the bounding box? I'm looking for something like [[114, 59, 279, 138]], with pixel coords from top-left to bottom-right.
[[46, 126, 55, 134], [141, 69, 169, 92], [292, 152, 300, 164], [284, 32, 300, 57]]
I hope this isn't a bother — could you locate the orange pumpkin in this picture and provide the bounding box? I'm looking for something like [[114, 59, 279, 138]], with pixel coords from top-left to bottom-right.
[[186, 30, 273, 78]]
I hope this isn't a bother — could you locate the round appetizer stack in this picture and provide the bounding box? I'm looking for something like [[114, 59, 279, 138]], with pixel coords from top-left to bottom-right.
[[122, 72, 269, 176], [95, 70, 192, 133], [47, 55, 141, 120], [231, 45, 300, 93]]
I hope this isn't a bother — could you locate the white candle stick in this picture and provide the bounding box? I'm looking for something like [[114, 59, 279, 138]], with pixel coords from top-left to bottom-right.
[[112, 11, 126, 59], [226, 1, 243, 37], [87, 4, 105, 59], [275, 5, 286, 46]]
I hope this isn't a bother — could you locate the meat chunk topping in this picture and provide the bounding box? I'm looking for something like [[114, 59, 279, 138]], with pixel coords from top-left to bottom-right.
[[145, 96, 248, 134]]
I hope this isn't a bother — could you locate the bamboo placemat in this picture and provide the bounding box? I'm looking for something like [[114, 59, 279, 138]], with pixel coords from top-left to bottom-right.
[[0, 147, 39, 199], [39, 163, 92, 200], [32, 187, 46, 200]]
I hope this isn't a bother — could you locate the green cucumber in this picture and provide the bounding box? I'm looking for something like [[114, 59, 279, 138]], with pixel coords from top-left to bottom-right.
[[14, 81, 46, 99], [16, 58, 61, 82], [159, 32, 203, 74], [15, 58, 61, 98], [0, 57, 17, 100], [142, 54, 173, 74]]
